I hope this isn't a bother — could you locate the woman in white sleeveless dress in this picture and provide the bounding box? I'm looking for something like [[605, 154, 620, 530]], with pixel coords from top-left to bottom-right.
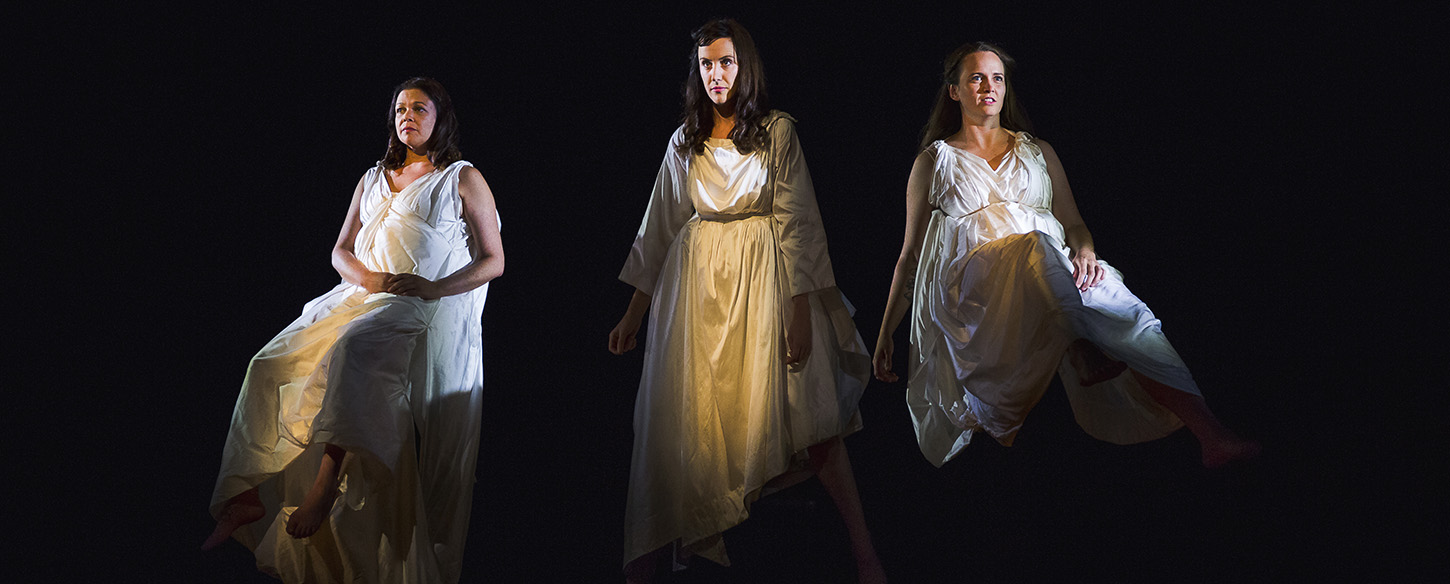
[[608, 19, 885, 584], [873, 43, 1258, 469], [202, 78, 504, 584]]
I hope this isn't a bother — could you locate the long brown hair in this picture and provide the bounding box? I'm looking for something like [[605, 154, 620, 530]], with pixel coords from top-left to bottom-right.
[[679, 19, 771, 156], [919, 41, 1034, 152], [381, 77, 462, 170]]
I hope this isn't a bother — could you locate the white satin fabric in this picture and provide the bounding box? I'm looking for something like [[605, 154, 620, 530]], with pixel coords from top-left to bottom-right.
[[909, 135, 1197, 467], [210, 161, 493, 584], [620, 113, 870, 567]]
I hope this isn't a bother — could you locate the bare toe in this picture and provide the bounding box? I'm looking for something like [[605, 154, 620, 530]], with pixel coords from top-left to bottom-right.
[[286, 486, 339, 539]]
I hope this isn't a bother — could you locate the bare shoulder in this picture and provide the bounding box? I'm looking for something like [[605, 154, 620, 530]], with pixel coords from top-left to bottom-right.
[[909, 145, 942, 179], [914, 145, 938, 166], [1034, 137, 1059, 158], [458, 164, 491, 191], [351, 167, 376, 197]]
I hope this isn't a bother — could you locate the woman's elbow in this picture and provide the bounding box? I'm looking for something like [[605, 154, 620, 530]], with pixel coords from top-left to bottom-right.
[[330, 247, 350, 269], [485, 253, 505, 282], [895, 252, 919, 273]]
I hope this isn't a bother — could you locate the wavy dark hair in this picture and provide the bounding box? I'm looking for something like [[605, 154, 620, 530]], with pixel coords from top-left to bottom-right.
[[679, 19, 771, 156], [381, 77, 462, 170], [919, 41, 1034, 152]]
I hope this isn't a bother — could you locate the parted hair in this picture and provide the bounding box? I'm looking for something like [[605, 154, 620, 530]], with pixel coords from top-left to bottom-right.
[[381, 77, 462, 170], [919, 41, 1035, 152], [679, 19, 771, 156]]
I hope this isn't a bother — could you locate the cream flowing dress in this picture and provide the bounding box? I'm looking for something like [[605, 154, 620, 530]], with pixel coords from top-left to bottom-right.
[[210, 161, 494, 584], [909, 134, 1197, 467], [620, 112, 870, 567]]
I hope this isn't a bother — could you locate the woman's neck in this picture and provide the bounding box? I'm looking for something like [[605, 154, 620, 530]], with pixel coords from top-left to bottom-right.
[[710, 102, 736, 139], [402, 149, 433, 170], [951, 119, 1008, 150]]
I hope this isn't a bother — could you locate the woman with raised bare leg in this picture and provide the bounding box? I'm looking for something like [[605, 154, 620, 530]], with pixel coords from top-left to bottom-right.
[[873, 42, 1259, 469]]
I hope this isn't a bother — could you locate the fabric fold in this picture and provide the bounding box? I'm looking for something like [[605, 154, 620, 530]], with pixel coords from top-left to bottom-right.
[[211, 161, 493, 583], [908, 135, 1196, 467]]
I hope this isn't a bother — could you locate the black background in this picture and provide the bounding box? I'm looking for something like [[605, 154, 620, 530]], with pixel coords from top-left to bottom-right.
[[14, 2, 1442, 582]]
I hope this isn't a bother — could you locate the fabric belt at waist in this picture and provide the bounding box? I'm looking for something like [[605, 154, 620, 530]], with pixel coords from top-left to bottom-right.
[[698, 211, 771, 222]]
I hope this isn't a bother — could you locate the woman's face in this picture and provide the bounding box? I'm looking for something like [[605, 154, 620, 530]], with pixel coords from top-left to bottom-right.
[[394, 88, 437, 153], [697, 37, 739, 106], [949, 51, 1006, 119]]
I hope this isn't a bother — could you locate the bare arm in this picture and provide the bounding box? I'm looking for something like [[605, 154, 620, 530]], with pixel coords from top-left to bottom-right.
[[873, 151, 936, 382], [385, 166, 506, 299], [1041, 140, 1105, 291], [332, 174, 394, 293]]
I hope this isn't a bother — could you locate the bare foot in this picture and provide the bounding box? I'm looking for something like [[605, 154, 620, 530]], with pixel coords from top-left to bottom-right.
[[285, 476, 339, 539], [1068, 339, 1127, 386], [1201, 436, 1262, 469], [202, 489, 265, 550]]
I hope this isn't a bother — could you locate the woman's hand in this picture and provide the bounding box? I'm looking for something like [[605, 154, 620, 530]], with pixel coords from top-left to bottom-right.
[[609, 313, 643, 355], [386, 273, 443, 299], [1070, 247, 1105, 291], [609, 289, 653, 355], [873, 336, 898, 382], [785, 295, 813, 365], [361, 271, 397, 294]]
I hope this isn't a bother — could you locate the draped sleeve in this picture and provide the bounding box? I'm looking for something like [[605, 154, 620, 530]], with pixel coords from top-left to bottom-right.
[[767, 113, 836, 296], [619, 126, 696, 294]]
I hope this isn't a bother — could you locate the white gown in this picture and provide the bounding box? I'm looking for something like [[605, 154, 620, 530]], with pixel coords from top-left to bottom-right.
[[619, 112, 870, 567], [210, 161, 493, 584], [909, 134, 1197, 467]]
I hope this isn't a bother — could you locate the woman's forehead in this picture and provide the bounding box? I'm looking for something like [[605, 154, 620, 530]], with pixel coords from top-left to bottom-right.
[[698, 37, 736, 59]]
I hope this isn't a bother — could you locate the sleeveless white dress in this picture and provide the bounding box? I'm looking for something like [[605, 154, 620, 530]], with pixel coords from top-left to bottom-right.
[[619, 113, 870, 567], [209, 161, 493, 584], [909, 135, 1197, 467]]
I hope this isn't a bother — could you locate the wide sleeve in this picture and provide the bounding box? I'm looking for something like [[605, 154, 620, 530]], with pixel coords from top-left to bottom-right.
[[619, 128, 695, 294], [768, 115, 836, 296]]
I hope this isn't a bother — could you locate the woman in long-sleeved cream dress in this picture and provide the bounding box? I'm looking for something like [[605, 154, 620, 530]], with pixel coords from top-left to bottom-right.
[[608, 18, 885, 584]]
